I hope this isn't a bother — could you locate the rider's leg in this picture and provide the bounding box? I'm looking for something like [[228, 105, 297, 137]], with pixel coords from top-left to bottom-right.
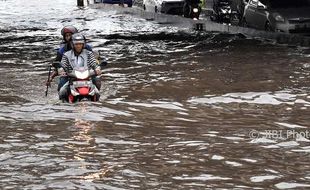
[[92, 76, 102, 91], [58, 76, 68, 92], [58, 81, 69, 100]]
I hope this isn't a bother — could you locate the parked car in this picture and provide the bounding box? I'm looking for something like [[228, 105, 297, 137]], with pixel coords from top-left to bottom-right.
[[242, 0, 310, 35], [95, 0, 133, 7], [143, 0, 185, 15]]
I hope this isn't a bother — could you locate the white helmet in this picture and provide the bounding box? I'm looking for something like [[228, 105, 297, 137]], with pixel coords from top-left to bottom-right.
[[72, 33, 86, 46]]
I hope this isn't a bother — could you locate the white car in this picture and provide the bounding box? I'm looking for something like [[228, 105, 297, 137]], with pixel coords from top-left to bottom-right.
[[143, 0, 185, 15]]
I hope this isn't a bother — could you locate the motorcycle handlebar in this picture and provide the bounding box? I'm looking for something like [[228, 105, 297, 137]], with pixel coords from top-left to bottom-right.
[[67, 72, 76, 78], [89, 69, 96, 76]]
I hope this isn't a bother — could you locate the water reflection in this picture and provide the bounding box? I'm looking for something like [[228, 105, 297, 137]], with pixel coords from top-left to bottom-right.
[[61, 105, 112, 184]]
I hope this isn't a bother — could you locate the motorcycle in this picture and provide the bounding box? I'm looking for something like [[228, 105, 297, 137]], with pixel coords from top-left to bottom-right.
[[183, 1, 201, 20], [210, 0, 232, 24], [60, 68, 100, 103], [190, 4, 201, 20]]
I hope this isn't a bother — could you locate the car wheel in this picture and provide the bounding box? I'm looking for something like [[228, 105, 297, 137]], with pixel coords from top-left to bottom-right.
[[265, 22, 273, 32], [155, 6, 158, 13]]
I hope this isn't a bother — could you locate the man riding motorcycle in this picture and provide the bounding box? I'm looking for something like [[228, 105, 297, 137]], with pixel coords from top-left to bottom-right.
[[58, 33, 102, 100]]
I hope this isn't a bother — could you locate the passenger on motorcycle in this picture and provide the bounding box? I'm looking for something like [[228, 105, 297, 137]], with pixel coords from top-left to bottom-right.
[[58, 33, 102, 100], [46, 26, 92, 91], [56, 26, 92, 62]]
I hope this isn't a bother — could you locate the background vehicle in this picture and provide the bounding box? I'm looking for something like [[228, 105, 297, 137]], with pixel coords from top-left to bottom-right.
[[242, 0, 310, 35], [210, 0, 233, 23], [183, 0, 201, 19], [95, 0, 133, 7], [143, 0, 185, 15], [230, 0, 249, 21]]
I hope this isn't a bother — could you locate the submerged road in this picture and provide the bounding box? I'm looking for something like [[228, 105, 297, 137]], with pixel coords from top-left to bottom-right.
[[0, 0, 310, 189]]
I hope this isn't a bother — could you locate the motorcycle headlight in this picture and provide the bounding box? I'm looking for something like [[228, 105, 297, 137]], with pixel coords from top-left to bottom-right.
[[193, 8, 199, 13], [75, 70, 90, 80], [275, 14, 285, 22]]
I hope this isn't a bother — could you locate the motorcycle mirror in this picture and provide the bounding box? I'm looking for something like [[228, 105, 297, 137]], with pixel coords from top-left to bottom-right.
[[100, 61, 108, 67], [100, 58, 108, 69]]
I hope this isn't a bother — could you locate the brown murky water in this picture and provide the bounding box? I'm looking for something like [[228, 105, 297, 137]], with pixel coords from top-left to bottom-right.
[[0, 0, 310, 189]]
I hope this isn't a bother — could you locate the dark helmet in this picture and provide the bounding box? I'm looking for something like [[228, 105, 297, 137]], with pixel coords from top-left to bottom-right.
[[61, 26, 78, 37], [72, 33, 86, 47]]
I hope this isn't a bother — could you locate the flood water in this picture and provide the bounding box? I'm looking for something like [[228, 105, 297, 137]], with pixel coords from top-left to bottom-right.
[[0, 0, 310, 189]]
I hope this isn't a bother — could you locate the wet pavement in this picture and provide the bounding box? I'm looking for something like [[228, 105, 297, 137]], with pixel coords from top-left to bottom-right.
[[0, 0, 310, 189]]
